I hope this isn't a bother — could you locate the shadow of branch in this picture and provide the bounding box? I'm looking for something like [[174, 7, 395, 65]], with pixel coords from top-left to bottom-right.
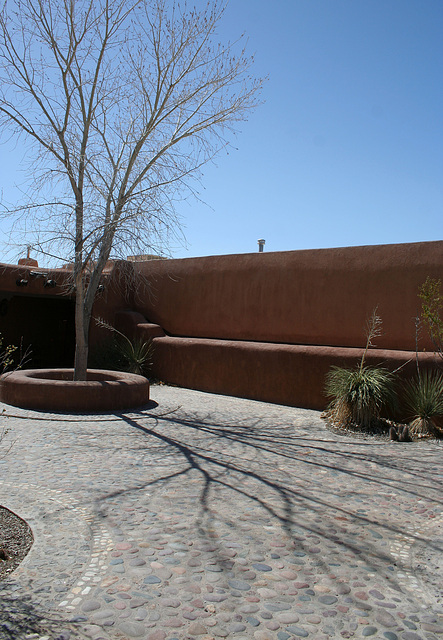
[[92, 408, 442, 595], [0, 589, 89, 640]]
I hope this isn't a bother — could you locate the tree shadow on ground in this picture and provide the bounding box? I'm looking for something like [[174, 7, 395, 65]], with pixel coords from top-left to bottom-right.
[[3, 401, 442, 606], [90, 405, 443, 598], [0, 589, 88, 640]]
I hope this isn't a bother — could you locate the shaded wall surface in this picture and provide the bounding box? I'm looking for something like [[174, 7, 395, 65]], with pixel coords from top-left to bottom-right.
[[0, 294, 75, 368], [0, 262, 125, 369], [132, 241, 443, 352], [0, 263, 76, 368]]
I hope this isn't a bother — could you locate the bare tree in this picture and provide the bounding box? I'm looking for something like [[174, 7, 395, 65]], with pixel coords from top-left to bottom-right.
[[0, 0, 262, 378]]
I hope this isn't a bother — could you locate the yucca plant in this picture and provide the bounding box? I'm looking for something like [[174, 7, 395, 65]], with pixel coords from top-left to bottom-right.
[[403, 370, 443, 438], [116, 336, 153, 376], [94, 318, 153, 377], [325, 365, 396, 429], [325, 308, 396, 429]]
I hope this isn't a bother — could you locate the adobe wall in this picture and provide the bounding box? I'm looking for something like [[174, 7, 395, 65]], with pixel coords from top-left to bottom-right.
[[132, 241, 443, 352], [0, 261, 128, 368], [1, 241, 442, 411]]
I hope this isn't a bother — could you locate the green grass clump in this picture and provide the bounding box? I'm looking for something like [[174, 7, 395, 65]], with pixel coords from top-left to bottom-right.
[[403, 369, 443, 438], [325, 307, 396, 430], [115, 337, 153, 376], [325, 365, 396, 429], [92, 318, 153, 377]]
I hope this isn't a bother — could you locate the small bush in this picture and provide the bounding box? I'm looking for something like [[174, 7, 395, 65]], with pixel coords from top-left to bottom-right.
[[0, 332, 17, 372], [325, 365, 396, 429], [403, 370, 443, 438], [324, 307, 396, 430], [115, 337, 153, 376], [419, 277, 443, 358], [92, 318, 153, 377]]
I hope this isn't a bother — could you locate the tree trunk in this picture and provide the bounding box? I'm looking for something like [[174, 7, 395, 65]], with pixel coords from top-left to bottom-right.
[[73, 274, 89, 380]]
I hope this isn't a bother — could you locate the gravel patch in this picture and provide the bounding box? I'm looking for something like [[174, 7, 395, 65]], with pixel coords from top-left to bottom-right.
[[0, 506, 33, 581]]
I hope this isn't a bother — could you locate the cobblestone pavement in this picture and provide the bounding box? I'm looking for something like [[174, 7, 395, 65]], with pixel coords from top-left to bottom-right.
[[0, 385, 442, 640]]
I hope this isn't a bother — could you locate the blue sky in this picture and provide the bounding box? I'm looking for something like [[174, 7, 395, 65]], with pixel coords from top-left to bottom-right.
[[173, 0, 443, 257], [0, 0, 441, 261]]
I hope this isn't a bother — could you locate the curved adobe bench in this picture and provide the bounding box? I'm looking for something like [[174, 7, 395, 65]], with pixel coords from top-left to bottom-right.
[[0, 368, 150, 412], [148, 336, 439, 413]]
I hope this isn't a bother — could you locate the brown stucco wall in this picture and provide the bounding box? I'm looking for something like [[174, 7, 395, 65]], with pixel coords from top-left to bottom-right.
[[1, 241, 442, 411], [132, 241, 443, 352]]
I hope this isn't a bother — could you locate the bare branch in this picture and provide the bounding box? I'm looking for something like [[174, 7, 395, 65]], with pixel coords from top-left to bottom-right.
[[0, 0, 263, 378]]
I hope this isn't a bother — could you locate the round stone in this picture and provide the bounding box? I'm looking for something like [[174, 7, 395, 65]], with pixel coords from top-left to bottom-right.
[[376, 610, 396, 627], [129, 598, 150, 609], [134, 609, 148, 620], [257, 588, 278, 598], [81, 600, 101, 612], [252, 563, 272, 572], [260, 612, 272, 620], [183, 612, 198, 620], [206, 594, 228, 602], [279, 569, 298, 579], [157, 569, 172, 579], [118, 621, 145, 637], [422, 623, 443, 633], [286, 625, 309, 637], [362, 627, 377, 636], [403, 621, 417, 630], [160, 598, 180, 608], [254, 631, 276, 640], [228, 580, 251, 591], [92, 609, 115, 620], [266, 622, 280, 631], [276, 613, 299, 624], [336, 584, 351, 595], [188, 622, 208, 635], [265, 603, 291, 612], [112, 565, 125, 573], [164, 617, 184, 628], [147, 632, 166, 640], [318, 595, 338, 605]]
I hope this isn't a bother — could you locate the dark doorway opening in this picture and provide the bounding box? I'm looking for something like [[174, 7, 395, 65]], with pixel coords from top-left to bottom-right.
[[0, 293, 75, 369]]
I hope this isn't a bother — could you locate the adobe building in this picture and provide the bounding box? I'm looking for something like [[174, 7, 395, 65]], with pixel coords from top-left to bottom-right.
[[0, 239, 441, 411]]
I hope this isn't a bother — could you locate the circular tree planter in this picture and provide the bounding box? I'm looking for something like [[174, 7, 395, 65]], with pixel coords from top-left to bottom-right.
[[0, 368, 150, 412]]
